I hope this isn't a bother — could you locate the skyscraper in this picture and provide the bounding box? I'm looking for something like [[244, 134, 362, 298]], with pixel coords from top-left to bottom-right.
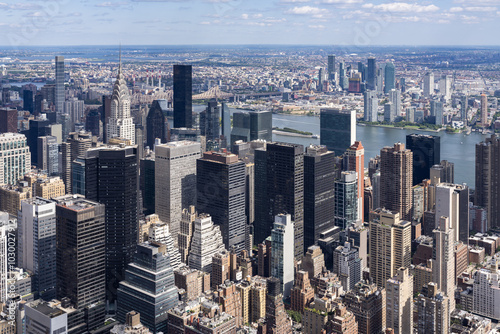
[[380, 143, 413, 221], [430, 100, 444, 125], [333, 242, 361, 292], [61, 131, 92, 193], [303, 145, 335, 249], [106, 56, 135, 144], [388, 89, 401, 116], [83, 145, 138, 303], [147, 215, 182, 271], [367, 57, 377, 91], [384, 62, 395, 94], [55, 56, 65, 114], [364, 90, 378, 122], [187, 214, 226, 273], [481, 93, 488, 127], [320, 108, 356, 156], [146, 99, 168, 150], [155, 141, 200, 243], [265, 277, 292, 334], [0, 108, 17, 133], [54, 195, 106, 331], [475, 135, 500, 230], [230, 111, 272, 146], [423, 72, 434, 98], [0, 133, 30, 186], [461, 95, 468, 125], [406, 133, 440, 186], [431, 216, 456, 312], [37, 136, 58, 176], [472, 262, 500, 321], [435, 183, 469, 244], [117, 241, 179, 333], [334, 171, 358, 230], [271, 214, 295, 299], [196, 151, 247, 252], [18, 197, 57, 300], [199, 100, 220, 142], [344, 281, 386, 334], [386, 267, 413, 334], [328, 55, 335, 80], [416, 283, 449, 334], [345, 141, 365, 222], [369, 209, 411, 288], [173, 64, 193, 128], [265, 142, 304, 260]]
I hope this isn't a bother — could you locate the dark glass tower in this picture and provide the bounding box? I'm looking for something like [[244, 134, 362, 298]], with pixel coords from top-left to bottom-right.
[[117, 241, 178, 333], [23, 90, 34, 114], [320, 108, 355, 156], [384, 62, 395, 94], [254, 148, 268, 244], [266, 142, 304, 261], [250, 111, 272, 142], [25, 118, 49, 166], [304, 145, 335, 250], [140, 156, 155, 216], [199, 100, 220, 141], [328, 55, 335, 80], [83, 146, 138, 303], [406, 134, 440, 186], [54, 195, 106, 331], [173, 64, 192, 128], [146, 99, 168, 149], [367, 57, 377, 91], [85, 109, 101, 138], [55, 56, 65, 114], [196, 151, 247, 252], [334, 171, 358, 230]]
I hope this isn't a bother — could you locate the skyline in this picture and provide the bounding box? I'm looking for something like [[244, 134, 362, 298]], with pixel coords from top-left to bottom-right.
[[1, 0, 500, 46]]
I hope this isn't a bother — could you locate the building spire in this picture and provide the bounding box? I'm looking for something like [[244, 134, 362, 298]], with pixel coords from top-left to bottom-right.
[[118, 43, 122, 75]]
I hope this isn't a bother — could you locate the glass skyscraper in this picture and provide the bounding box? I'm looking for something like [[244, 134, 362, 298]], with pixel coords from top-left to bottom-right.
[[334, 171, 358, 230], [384, 62, 395, 94], [320, 108, 356, 156], [173, 64, 193, 128], [55, 56, 65, 114], [367, 57, 377, 91], [406, 134, 441, 186]]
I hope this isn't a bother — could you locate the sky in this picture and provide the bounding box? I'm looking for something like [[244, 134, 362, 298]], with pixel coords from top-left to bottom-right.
[[0, 0, 499, 46]]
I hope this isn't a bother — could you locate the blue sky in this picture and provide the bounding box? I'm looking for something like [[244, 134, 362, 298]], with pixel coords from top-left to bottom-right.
[[1, 0, 499, 46]]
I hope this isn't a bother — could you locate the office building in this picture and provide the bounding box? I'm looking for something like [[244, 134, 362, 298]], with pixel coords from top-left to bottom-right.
[[328, 55, 335, 80], [334, 171, 358, 230], [406, 133, 440, 186], [302, 245, 325, 279], [173, 64, 192, 128], [25, 300, 68, 334], [54, 195, 106, 331], [481, 93, 488, 126], [364, 90, 378, 122], [139, 153, 155, 215], [290, 270, 314, 313], [367, 57, 376, 91], [197, 151, 247, 252], [0, 182, 32, 216], [265, 277, 292, 334], [386, 267, 413, 334], [475, 135, 500, 230], [0, 108, 17, 133], [147, 215, 182, 271], [439, 75, 452, 101], [55, 56, 65, 114], [430, 160, 454, 184], [417, 283, 449, 334], [384, 62, 395, 94], [0, 133, 30, 186], [430, 100, 444, 125], [303, 145, 335, 248], [384, 103, 396, 123], [461, 95, 468, 125], [61, 131, 92, 193], [265, 142, 304, 260], [230, 110, 272, 146], [320, 108, 355, 156], [18, 197, 57, 300], [187, 214, 226, 273], [83, 145, 138, 303], [388, 89, 401, 116], [117, 242, 179, 333], [23, 89, 34, 113], [380, 143, 413, 221], [472, 262, 500, 321], [34, 176, 65, 200], [345, 141, 365, 221], [369, 209, 411, 288], [431, 216, 456, 312], [333, 242, 361, 292], [271, 214, 295, 299], [344, 281, 386, 334], [64, 98, 85, 126], [423, 72, 434, 97], [435, 183, 469, 244], [37, 136, 58, 176], [178, 206, 197, 264], [106, 59, 135, 144], [155, 141, 200, 243], [146, 99, 168, 149], [200, 100, 220, 142]]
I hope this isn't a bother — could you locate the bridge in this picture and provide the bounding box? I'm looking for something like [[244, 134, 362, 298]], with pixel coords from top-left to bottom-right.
[[192, 86, 234, 100]]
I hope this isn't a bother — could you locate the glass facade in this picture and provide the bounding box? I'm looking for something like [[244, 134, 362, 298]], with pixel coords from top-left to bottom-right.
[[173, 65, 193, 128]]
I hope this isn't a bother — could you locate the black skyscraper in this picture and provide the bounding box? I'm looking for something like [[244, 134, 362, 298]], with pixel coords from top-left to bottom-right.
[[254, 148, 268, 243], [173, 65, 192, 128], [24, 118, 49, 166], [196, 151, 247, 252], [23, 90, 34, 114], [367, 57, 377, 91], [230, 110, 272, 146], [146, 99, 168, 149], [304, 146, 335, 250], [266, 142, 304, 261], [406, 134, 440, 185], [85, 109, 101, 138], [200, 100, 220, 141], [83, 146, 138, 303]]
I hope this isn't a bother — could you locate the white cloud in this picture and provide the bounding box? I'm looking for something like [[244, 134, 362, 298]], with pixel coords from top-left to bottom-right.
[[465, 6, 497, 11], [281, 0, 310, 3], [241, 13, 249, 19], [285, 6, 329, 15], [200, 21, 211, 24], [308, 24, 326, 29], [449, 7, 463, 12], [362, 2, 439, 13], [323, 0, 362, 3]]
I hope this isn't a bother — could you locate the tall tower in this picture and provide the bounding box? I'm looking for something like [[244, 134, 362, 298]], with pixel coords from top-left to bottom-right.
[[423, 72, 434, 98], [431, 216, 456, 312], [187, 214, 226, 273], [107, 52, 135, 144], [333, 242, 361, 292], [271, 214, 295, 299], [334, 171, 358, 230], [364, 90, 378, 122], [384, 61, 395, 94], [481, 93, 488, 127], [416, 283, 449, 334], [367, 57, 377, 91], [196, 151, 247, 252], [435, 183, 469, 244], [406, 134, 440, 186], [146, 99, 168, 149], [155, 141, 200, 243], [461, 95, 468, 125], [320, 108, 356, 156], [380, 143, 413, 221], [54, 195, 106, 331], [61, 131, 92, 193], [345, 141, 365, 222], [266, 142, 304, 261], [173, 64, 193, 128], [386, 267, 413, 334], [55, 56, 64, 114], [0, 133, 31, 186], [327, 55, 335, 80], [303, 145, 335, 249]]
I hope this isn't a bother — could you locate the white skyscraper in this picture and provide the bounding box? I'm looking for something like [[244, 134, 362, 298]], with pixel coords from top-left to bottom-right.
[[0, 133, 31, 186], [424, 72, 434, 98], [386, 267, 413, 334], [106, 55, 135, 144], [148, 221, 182, 271], [472, 262, 500, 321], [271, 214, 295, 299], [364, 90, 378, 122], [439, 75, 452, 101], [187, 214, 226, 273], [389, 89, 402, 116], [432, 216, 456, 312], [155, 141, 201, 244]]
